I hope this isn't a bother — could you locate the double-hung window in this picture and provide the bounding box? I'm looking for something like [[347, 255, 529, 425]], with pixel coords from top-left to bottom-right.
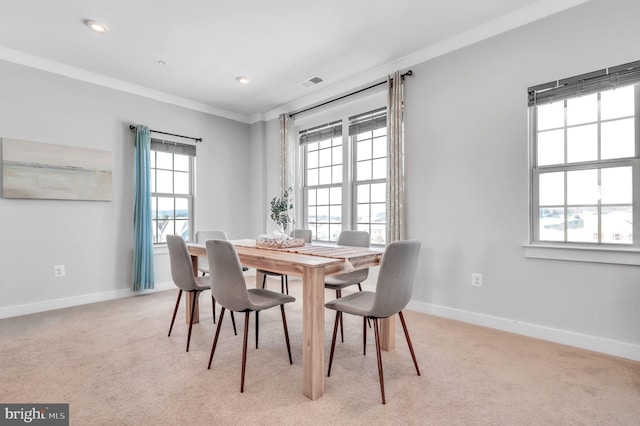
[[529, 62, 640, 248], [301, 107, 388, 245], [150, 139, 195, 243]]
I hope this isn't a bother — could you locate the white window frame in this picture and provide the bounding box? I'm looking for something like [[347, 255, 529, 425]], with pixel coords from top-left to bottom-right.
[[150, 139, 195, 245], [295, 91, 387, 246], [525, 65, 640, 265]]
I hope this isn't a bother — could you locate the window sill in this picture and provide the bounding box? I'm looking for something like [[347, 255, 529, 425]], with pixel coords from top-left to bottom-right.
[[153, 244, 168, 255], [523, 243, 640, 266]]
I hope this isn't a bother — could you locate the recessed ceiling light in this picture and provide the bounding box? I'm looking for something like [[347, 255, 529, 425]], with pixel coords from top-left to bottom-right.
[[236, 76, 250, 84], [157, 60, 167, 66], [85, 20, 109, 33]]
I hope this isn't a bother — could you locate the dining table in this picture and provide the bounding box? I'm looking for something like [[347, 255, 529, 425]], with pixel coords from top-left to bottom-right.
[[186, 239, 388, 400]]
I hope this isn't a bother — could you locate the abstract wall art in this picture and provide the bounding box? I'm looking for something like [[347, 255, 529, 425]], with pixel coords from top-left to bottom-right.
[[1, 138, 112, 201]]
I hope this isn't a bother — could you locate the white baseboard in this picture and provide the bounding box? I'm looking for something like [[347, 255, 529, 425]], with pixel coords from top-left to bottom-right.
[[406, 300, 640, 362], [0, 281, 175, 319]]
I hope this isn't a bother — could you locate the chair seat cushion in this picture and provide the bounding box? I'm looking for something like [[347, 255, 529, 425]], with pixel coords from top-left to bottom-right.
[[194, 276, 210, 291], [324, 270, 368, 289], [325, 291, 375, 317], [247, 288, 295, 311]]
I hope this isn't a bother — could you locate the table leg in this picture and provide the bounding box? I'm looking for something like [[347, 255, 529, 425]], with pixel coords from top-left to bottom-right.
[[187, 255, 200, 324], [380, 316, 395, 351], [302, 266, 325, 400]]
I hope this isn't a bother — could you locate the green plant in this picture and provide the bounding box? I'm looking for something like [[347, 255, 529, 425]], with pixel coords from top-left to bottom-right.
[[270, 186, 294, 232]]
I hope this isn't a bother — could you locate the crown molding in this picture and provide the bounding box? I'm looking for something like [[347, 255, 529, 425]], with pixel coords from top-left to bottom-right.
[[0, 45, 251, 124], [259, 0, 591, 123]]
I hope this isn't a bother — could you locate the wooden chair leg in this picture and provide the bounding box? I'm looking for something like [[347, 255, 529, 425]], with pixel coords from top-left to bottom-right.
[[327, 311, 341, 377], [255, 311, 259, 349], [230, 311, 237, 335], [357, 283, 362, 292], [211, 294, 216, 324], [241, 312, 250, 393], [336, 289, 344, 342], [373, 318, 386, 404], [186, 291, 198, 352], [207, 307, 226, 369], [398, 311, 421, 376], [280, 305, 292, 364], [363, 316, 367, 355], [168, 290, 182, 337], [280, 275, 284, 294], [261, 274, 267, 289], [285, 275, 289, 295]]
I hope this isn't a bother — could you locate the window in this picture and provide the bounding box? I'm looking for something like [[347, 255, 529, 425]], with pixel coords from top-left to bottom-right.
[[150, 139, 195, 243], [301, 107, 387, 245], [529, 62, 640, 247]]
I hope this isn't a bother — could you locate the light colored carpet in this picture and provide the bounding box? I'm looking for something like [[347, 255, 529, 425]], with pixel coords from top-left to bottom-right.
[[1, 277, 639, 425]]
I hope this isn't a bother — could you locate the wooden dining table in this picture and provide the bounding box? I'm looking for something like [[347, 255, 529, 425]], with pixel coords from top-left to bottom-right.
[[186, 239, 389, 400]]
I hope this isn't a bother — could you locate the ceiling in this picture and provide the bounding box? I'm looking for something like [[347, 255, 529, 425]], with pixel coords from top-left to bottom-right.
[[0, 0, 588, 123]]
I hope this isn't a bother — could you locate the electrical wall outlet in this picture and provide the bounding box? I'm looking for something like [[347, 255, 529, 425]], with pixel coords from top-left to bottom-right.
[[54, 265, 66, 278], [471, 273, 482, 288]]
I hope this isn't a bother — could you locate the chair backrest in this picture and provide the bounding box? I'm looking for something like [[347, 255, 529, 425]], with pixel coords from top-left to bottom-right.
[[206, 239, 252, 312], [291, 229, 312, 243], [336, 230, 370, 247], [167, 235, 200, 292], [371, 240, 421, 318], [195, 229, 229, 243]]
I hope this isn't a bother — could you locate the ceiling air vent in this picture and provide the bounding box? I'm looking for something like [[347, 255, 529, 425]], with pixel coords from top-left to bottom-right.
[[300, 76, 324, 88]]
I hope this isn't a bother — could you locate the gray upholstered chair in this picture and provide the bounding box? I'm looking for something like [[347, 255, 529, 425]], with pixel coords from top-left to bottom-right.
[[195, 230, 229, 276], [166, 235, 216, 352], [324, 230, 370, 341], [259, 229, 312, 294], [206, 239, 296, 393], [325, 239, 421, 404]]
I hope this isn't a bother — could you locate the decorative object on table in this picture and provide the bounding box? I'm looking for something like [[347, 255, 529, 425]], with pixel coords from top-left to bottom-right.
[[257, 186, 305, 248]]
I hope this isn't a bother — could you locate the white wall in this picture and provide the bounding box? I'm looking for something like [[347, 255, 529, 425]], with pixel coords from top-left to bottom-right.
[[0, 60, 251, 315], [258, 0, 640, 359]]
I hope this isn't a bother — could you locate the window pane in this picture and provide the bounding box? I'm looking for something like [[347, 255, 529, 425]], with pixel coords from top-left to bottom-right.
[[174, 171, 189, 194], [329, 205, 341, 223], [318, 167, 332, 185], [602, 206, 633, 244], [307, 189, 316, 206], [357, 184, 370, 203], [175, 219, 189, 240], [317, 206, 329, 223], [372, 158, 387, 179], [307, 169, 318, 186], [150, 169, 156, 192], [357, 204, 369, 223], [371, 183, 386, 203], [567, 169, 598, 205], [567, 124, 597, 163], [371, 203, 386, 223], [316, 223, 330, 241], [539, 208, 565, 241], [357, 131, 372, 141], [159, 220, 174, 243], [601, 85, 634, 120], [601, 118, 635, 160], [357, 140, 372, 161], [373, 137, 387, 158], [357, 160, 372, 181], [328, 224, 341, 242], [373, 127, 386, 137], [307, 206, 316, 224], [539, 172, 564, 205], [150, 151, 156, 168], [330, 187, 342, 204], [567, 94, 597, 126], [307, 151, 318, 168], [370, 224, 385, 245], [332, 164, 342, 184], [601, 167, 632, 204], [566, 207, 598, 243], [332, 146, 342, 164], [317, 188, 329, 205], [318, 139, 331, 150], [156, 151, 172, 169], [174, 154, 189, 172], [537, 129, 564, 166], [537, 102, 564, 130], [156, 170, 173, 193], [307, 142, 318, 151], [319, 148, 331, 167], [175, 198, 189, 218]]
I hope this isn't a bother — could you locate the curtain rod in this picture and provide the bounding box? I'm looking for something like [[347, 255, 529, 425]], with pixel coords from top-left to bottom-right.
[[128, 125, 202, 143], [289, 70, 413, 118]]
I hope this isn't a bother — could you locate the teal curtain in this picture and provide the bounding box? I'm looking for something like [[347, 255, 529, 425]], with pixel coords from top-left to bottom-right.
[[132, 125, 154, 290]]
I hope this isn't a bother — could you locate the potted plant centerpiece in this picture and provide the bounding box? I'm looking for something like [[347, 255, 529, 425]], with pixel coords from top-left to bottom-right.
[[257, 187, 305, 248]]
